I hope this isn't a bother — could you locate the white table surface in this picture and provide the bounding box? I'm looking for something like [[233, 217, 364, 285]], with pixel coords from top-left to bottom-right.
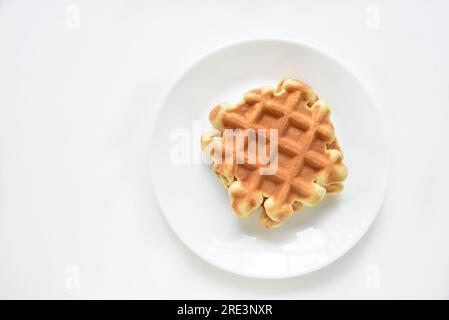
[[0, 0, 448, 299]]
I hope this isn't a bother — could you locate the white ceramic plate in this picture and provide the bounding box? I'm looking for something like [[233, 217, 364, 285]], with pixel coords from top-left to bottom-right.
[[151, 39, 389, 279]]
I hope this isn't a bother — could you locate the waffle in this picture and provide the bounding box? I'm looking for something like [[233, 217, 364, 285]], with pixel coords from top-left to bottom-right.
[[201, 78, 348, 228]]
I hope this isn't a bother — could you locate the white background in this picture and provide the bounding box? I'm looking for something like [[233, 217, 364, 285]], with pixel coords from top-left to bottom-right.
[[0, 0, 448, 299]]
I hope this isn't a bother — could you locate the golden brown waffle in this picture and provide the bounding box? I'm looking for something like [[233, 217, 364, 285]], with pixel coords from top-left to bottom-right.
[[201, 78, 348, 228]]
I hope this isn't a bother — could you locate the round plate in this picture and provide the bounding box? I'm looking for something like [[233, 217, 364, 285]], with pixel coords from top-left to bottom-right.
[[151, 39, 389, 279]]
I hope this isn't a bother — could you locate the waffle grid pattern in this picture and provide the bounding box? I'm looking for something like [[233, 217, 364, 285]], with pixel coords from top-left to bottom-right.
[[202, 78, 347, 228]]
